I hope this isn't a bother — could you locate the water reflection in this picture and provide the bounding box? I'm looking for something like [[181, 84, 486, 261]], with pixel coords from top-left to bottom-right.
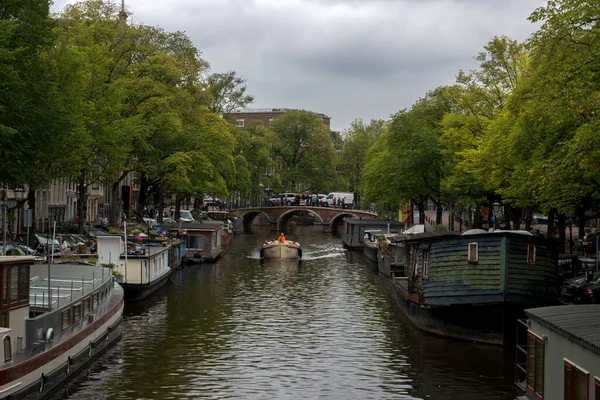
[[54, 225, 517, 400]]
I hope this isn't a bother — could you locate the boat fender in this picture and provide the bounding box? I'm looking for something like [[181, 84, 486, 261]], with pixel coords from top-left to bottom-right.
[[259, 248, 264, 259], [39, 373, 45, 393], [88, 341, 93, 357], [45, 328, 54, 343], [298, 248, 302, 258], [66, 356, 72, 375]]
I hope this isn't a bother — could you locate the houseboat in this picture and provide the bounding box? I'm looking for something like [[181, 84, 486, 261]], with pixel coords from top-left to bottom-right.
[[515, 304, 600, 400], [363, 230, 383, 263], [169, 221, 225, 263], [96, 235, 173, 302], [377, 225, 427, 277], [0, 257, 124, 399], [390, 229, 559, 345], [342, 218, 404, 250]]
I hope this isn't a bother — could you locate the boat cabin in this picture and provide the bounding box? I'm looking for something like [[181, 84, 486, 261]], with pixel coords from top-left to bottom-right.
[[0, 256, 117, 369], [342, 218, 404, 250], [96, 235, 172, 301], [168, 221, 225, 262], [515, 304, 600, 400]]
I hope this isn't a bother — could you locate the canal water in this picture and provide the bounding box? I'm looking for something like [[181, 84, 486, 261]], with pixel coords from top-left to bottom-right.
[[54, 225, 519, 400]]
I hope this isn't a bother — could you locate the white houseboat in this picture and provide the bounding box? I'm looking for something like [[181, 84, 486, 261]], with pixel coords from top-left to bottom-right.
[[515, 304, 600, 400], [0, 256, 124, 399], [96, 235, 173, 302]]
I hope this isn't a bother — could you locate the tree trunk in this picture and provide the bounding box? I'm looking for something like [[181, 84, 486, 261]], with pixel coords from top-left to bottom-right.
[[435, 201, 442, 225], [157, 183, 165, 223], [417, 201, 425, 225], [576, 206, 586, 238], [109, 180, 120, 227], [547, 209, 556, 240], [524, 209, 531, 232], [77, 174, 87, 234], [558, 213, 566, 254], [26, 189, 37, 249]]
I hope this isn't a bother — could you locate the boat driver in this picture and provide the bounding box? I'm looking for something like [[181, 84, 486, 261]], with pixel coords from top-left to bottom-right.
[[278, 233, 286, 242]]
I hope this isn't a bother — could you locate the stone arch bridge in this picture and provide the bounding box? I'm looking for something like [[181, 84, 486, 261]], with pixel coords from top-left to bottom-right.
[[229, 206, 379, 233]]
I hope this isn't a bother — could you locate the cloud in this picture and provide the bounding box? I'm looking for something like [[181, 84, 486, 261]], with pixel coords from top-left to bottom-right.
[[50, 0, 546, 130]]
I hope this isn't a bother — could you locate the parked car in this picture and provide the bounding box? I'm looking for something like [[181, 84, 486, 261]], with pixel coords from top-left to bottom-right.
[[268, 193, 297, 206], [560, 272, 600, 304]]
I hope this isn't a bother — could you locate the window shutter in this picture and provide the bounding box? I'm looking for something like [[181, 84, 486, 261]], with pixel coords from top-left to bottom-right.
[[527, 335, 535, 390], [534, 339, 544, 396], [574, 368, 589, 400]]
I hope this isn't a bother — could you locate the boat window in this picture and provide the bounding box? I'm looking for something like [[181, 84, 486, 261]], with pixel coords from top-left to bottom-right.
[[19, 267, 28, 301], [594, 377, 599, 400], [73, 303, 82, 323], [526, 332, 544, 398], [186, 235, 204, 250], [10, 267, 18, 302], [423, 250, 429, 279], [83, 297, 91, 316], [3, 336, 11, 362], [564, 359, 589, 400], [61, 308, 71, 330], [359, 227, 365, 243], [527, 245, 536, 264], [2, 268, 8, 306], [92, 293, 99, 310], [468, 243, 478, 263]]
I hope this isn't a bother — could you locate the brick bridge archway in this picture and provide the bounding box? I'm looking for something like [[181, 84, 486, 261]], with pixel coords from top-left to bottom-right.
[[230, 206, 378, 233]]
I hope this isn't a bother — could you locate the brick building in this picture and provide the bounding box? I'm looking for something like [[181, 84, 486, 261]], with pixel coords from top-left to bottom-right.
[[225, 108, 331, 130]]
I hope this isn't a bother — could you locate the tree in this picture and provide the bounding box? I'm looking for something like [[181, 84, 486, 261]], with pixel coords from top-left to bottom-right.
[[206, 70, 254, 115], [0, 0, 79, 244], [269, 110, 337, 192], [339, 119, 386, 194]]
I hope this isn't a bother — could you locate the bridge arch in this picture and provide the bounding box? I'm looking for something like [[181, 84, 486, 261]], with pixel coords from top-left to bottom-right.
[[277, 209, 324, 232], [329, 212, 359, 233], [242, 210, 271, 232]]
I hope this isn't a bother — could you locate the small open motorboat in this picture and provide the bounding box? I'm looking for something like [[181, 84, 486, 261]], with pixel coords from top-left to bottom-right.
[[260, 239, 302, 259]]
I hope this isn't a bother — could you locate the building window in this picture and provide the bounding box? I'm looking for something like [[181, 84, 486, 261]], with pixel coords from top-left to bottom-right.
[[73, 303, 82, 323], [468, 242, 478, 263], [527, 332, 544, 398], [423, 250, 429, 278], [3, 336, 11, 362], [83, 297, 91, 316], [564, 360, 589, 400], [1, 312, 8, 328], [235, 119, 245, 128], [61, 309, 71, 330], [527, 244, 536, 264]]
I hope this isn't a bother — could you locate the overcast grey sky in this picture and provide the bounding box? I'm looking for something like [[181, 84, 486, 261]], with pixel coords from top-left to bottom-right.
[[50, 0, 547, 131]]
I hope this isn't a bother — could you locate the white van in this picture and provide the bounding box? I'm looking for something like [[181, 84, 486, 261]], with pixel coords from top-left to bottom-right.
[[321, 192, 354, 208]]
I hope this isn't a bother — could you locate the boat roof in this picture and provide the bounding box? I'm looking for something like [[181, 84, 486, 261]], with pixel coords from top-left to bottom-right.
[[0, 255, 36, 264], [163, 220, 224, 231], [526, 305, 600, 356], [345, 218, 404, 226], [29, 262, 112, 309]]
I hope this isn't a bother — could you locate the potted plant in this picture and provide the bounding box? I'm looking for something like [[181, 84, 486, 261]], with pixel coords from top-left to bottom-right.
[[149, 230, 159, 239]]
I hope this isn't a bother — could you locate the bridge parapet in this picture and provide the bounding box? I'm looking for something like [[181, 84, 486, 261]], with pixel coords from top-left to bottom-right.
[[230, 206, 379, 233]]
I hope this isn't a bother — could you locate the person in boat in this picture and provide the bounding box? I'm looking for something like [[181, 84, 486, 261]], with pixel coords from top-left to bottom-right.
[[278, 233, 286, 242]]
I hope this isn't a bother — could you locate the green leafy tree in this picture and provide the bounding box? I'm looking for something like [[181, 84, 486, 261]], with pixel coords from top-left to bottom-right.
[[269, 110, 336, 193], [207, 70, 254, 115], [339, 119, 386, 194]]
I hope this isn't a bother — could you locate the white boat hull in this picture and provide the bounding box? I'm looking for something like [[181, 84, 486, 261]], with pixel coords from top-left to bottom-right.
[[261, 241, 301, 259]]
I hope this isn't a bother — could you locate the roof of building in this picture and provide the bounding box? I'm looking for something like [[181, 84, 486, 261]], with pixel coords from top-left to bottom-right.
[[229, 108, 330, 118], [526, 304, 600, 356]]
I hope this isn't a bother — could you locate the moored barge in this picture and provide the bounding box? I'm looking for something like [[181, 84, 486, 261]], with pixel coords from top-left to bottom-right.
[[390, 229, 559, 345]]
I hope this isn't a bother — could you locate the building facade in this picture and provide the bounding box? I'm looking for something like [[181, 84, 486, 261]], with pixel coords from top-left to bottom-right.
[[225, 108, 331, 130]]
